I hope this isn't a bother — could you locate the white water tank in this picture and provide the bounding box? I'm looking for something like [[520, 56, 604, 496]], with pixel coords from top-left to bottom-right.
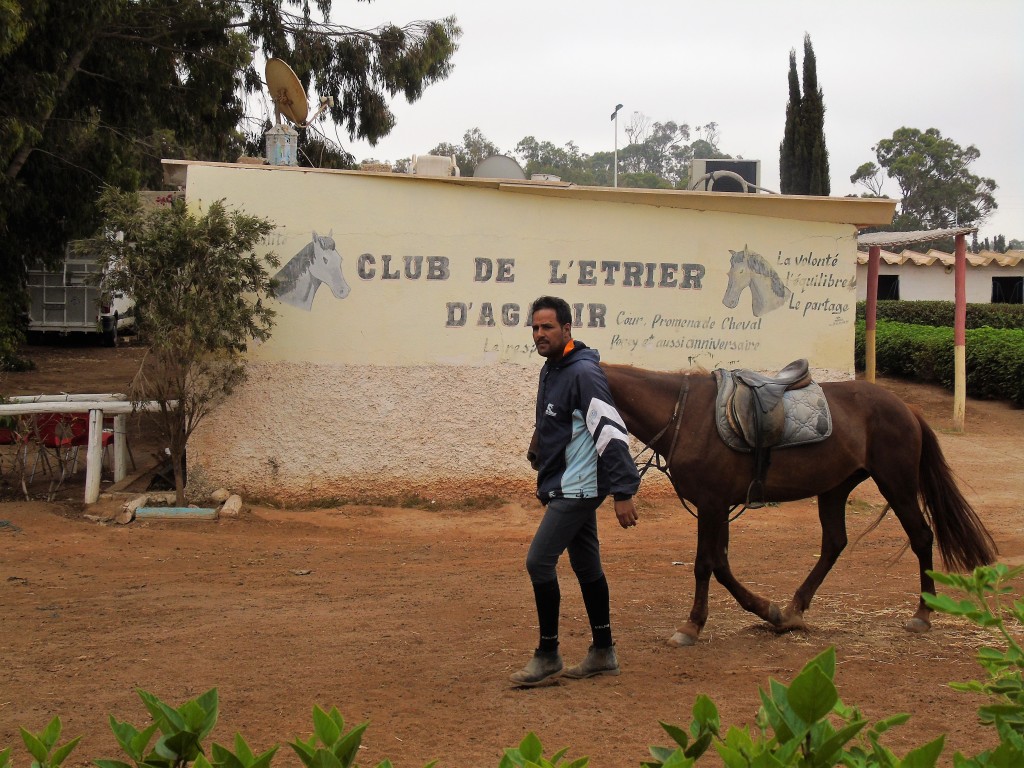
[[410, 154, 460, 177]]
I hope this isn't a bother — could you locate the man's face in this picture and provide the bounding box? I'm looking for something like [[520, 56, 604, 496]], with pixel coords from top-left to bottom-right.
[[532, 308, 571, 360]]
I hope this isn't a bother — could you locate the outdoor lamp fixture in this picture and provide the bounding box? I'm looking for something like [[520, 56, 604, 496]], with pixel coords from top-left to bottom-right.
[[611, 103, 623, 187]]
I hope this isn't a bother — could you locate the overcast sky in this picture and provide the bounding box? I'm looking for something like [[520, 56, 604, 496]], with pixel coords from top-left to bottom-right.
[[271, 0, 1023, 242]]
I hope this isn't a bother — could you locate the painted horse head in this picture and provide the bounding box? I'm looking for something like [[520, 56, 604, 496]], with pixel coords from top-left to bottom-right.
[[721, 246, 792, 317], [273, 230, 350, 311], [308, 231, 350, 300]]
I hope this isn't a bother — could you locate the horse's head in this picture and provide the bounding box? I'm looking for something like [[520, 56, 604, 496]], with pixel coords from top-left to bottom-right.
[[721, 248, 749, 309], [310, 230, 350, 299]]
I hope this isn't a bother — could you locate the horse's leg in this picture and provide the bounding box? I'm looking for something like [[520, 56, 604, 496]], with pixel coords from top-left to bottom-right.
[[670, 501, 784, 645], [777, 483, 857, 630], [873, 471, 936, 633], [668, 503, 723, 647]]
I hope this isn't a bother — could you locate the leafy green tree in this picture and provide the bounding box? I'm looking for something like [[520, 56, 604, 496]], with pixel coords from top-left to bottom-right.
[[513, 117, 728, 190], [864, 127, 997, 232], [514, 136, 598, 184], [80, 189, 278, 506], [0, 0, 460, 365], [619, 117, 690, 184], [850, 161, 886, 197], [779, 34, 830, 195], [619, 116, 730, 189], [429, 127, 503, 177]]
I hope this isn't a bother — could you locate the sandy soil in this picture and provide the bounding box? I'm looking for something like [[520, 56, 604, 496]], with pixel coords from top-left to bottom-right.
[[2, 341, 1023, 767]]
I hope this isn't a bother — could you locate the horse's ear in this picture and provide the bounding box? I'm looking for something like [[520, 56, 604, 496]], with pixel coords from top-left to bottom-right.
[[312, 230, 319, 239], [327, 229, 333, 237]]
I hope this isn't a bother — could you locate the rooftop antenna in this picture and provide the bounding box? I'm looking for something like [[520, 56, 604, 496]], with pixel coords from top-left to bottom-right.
[[263, 58, 335, 166]]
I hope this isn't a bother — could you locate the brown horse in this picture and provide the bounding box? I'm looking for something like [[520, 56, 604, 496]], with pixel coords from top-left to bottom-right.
[[602, 363, 997, 646]]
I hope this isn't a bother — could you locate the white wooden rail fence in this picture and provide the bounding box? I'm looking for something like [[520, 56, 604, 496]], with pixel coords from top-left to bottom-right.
[[0, 394, 173, 503]]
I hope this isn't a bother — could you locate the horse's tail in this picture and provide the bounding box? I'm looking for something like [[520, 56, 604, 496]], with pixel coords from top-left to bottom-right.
[[915, 409, 997, 571]]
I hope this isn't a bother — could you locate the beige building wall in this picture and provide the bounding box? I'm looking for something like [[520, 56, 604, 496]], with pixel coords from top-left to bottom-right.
[[170, 162, 894, 503]]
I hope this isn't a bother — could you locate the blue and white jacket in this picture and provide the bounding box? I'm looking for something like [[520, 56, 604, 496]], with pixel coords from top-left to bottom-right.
[[533, 341, 641, 503]]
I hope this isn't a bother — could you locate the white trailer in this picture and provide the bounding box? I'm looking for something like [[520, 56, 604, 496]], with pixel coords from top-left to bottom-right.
[[26, 250, 133, 346]]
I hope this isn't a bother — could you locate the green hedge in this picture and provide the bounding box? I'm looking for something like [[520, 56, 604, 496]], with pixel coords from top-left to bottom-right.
[[855, 320, 1024, 406], [856, 300, 1024, 330]]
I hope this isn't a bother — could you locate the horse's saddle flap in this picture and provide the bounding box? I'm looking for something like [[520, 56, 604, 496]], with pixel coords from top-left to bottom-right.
[[731, 384, 784, 446]]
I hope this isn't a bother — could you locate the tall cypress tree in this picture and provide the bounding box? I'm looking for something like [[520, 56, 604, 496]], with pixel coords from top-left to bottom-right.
[[801, 34, 830, 195], [779, 34, 830, 195], [779, 49, 801, 194]]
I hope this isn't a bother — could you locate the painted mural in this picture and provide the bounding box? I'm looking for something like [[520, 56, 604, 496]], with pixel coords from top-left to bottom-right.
[[272, 231, 350, 310], [722, 246, 792, 317], [175, 163, 890, 374]]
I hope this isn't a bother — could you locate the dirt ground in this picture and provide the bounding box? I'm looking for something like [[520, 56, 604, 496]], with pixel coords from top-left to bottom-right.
[[2, 341, 1023, 767]]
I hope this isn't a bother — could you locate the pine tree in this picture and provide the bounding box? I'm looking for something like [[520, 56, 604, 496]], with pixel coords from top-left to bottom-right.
[[779, 34, 830, 195]]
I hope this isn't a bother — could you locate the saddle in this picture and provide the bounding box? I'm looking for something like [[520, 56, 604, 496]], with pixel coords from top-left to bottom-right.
[[729, 358, 812, 447], [714, 359, 831, 507]]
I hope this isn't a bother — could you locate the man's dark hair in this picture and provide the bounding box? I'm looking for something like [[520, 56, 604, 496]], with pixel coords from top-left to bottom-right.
[[530, 296, 572, 327]]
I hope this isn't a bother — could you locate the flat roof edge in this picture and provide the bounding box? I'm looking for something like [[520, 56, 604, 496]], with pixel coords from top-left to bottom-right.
[[162, 159, 897, 228]]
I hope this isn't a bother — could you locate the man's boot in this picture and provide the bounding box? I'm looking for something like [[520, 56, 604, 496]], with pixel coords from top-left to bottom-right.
[[509, 649, 563, 687], [563, 644, 619, 679]]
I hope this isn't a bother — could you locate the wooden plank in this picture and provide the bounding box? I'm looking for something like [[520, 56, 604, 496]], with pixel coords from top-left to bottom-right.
[[104, 458, 160, 494], [8, 394, 125, 403], [0, 400, 172, 416]]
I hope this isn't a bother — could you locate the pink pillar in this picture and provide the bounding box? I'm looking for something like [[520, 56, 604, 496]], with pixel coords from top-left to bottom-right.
[[865, 245, 880, 382], [953, 233, 967, 430]]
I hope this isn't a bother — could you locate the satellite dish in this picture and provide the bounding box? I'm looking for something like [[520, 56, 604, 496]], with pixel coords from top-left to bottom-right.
[[265, 58, 309, 126], [473, 155, 527, 180]]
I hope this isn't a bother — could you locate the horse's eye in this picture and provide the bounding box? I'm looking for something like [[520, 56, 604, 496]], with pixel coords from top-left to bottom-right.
[[322, 255, 328, 263]]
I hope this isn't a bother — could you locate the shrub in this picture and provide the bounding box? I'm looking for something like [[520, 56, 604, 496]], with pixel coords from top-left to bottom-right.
[[856, 300, 1024, 330], [856, 320, 1024, 405], [924, 564, 1024, 766]]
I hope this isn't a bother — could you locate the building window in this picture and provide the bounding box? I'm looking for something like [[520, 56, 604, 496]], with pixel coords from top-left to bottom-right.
[[878, 275, 900, 300], [992, 277, 1023, 304]]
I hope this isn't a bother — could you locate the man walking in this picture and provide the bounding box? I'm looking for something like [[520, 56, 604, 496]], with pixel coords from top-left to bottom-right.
[[511, 295, 641, 687]]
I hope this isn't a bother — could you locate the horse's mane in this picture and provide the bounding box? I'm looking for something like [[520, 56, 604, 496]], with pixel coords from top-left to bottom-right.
[[602, 362, 709, 377], [744, 250, 789, 299], [273, 241, 315, 293]]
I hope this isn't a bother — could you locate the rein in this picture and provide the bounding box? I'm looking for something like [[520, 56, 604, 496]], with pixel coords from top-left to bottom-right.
[[633, 377, 689, 481], [631, 375, 749, 523]]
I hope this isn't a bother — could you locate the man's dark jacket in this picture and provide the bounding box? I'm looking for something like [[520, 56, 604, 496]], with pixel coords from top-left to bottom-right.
[[532, 341, 641, 503]]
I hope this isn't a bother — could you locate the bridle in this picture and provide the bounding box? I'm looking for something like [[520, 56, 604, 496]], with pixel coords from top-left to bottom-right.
[[631, 374, 749, 522]]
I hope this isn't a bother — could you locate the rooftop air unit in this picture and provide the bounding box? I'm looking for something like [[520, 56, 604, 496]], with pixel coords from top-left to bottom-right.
[[690, 159, 761, 193]]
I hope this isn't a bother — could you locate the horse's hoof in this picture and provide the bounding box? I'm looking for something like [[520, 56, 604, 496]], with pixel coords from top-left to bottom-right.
[[667, 631, 697, 647], [776, 615, 808, 633], [904, 617, 931, 633]]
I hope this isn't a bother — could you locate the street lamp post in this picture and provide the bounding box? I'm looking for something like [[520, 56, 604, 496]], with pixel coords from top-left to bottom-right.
[[610, 103, 623, 187]]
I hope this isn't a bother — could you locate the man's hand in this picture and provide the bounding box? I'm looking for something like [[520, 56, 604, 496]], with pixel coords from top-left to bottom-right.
[[614, 497, 638, 529]]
